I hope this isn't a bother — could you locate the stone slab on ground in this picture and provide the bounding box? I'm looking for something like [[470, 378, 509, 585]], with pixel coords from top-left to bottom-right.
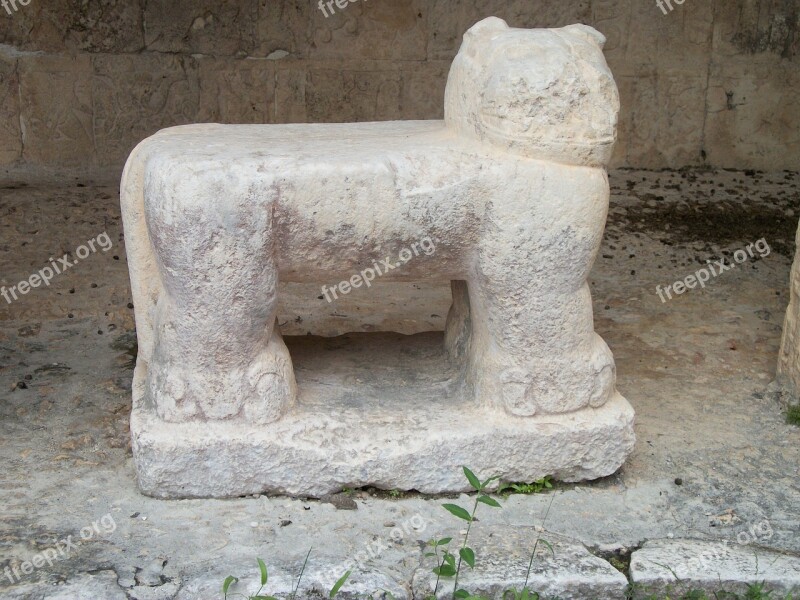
[[176, 567, 407, 599], [630, 539, 800, 596], [0, 571, 129, 599], [412, 528, 628, 600]]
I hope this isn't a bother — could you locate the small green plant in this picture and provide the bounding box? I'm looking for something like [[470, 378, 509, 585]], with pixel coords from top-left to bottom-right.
[[222, 552, 350, 600], [388, 489, 403, 499], [787, 404, 800, 426], [497, 476, 553, 496], [503, 483, 556, 600], [425, 466, 502, 599]]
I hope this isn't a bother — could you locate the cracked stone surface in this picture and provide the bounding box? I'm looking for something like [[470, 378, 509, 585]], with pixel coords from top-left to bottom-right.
[[630, 539, 800, 595], [0, 168, 799, 598], [412, 528, 629, 599], [0, 571, 129, 599]]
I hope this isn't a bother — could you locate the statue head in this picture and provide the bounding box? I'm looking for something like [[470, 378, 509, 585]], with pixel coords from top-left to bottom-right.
[[444, 17, 619, 167]]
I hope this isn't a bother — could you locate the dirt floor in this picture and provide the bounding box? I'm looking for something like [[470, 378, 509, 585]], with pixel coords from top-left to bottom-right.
[[0, 168, 798, 598]]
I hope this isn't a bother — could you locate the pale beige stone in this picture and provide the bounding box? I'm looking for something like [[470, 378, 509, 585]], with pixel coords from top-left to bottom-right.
[[778, 221, 800, 401]]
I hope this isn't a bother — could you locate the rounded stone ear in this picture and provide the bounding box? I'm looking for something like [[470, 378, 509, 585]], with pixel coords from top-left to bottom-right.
[[464, 16, 509, 41], [561, 24, 607, 49]]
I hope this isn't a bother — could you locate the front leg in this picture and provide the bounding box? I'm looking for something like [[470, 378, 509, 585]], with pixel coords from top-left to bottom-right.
[[466, 162, 615, 415]]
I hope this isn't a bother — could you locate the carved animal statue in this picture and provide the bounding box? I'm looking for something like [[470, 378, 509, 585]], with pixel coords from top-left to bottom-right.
[[121, 17, 620, 429]]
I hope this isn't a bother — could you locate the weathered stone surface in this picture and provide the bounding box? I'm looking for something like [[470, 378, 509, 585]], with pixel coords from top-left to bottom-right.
[[623, 68, 708, 169], [399, 61, 449, 119], [712, 0, 800, 60], [17, 54, 94, 168], [122, 20, 634, 497], [3, 0, 800, 174], [197, 57, 275, 124], [0, 0, 144, 54], [91, 54, 201, 169], [67, 0, 145, 54], [630, 539, 800, 595], [305, 67, 405, 122], [412, 528, 628, 600], [703, 0, 800, 170], [177, 565, 408, 599], [143, 0, 259, 56], [309, 0, 427, 61], [595, 0, 714, 169], [1, 169, 799, 600], [277, 282, 450, 337], [1, 572, 128, 600], [0, 50, 21, 166], [256, 0, 313, 59], [704, 60, 800, 170], [276, 60, 450, 125], [618, 0, 713, 69], [275, 67, 309, 123], [133, 384, 635, 497]]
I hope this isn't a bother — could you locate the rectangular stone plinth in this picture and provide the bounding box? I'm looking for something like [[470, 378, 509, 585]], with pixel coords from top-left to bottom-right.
[[131, 333, 635, 499]]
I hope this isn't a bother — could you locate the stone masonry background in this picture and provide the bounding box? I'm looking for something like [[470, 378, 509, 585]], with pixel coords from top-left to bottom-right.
[[0, 0, 799, 177]]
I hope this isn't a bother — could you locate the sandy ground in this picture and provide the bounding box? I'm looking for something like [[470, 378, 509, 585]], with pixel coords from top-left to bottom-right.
[[0, 168, 798, 598]]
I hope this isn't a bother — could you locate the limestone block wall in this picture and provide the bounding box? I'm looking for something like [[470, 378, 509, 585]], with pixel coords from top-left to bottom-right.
[[0, 0, 798, 176]]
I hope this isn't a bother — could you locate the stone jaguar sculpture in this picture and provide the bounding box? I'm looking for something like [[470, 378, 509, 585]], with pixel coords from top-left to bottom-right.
[[122, 17, 634, 498]]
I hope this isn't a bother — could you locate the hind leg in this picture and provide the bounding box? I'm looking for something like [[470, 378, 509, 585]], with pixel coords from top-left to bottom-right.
[[144, 165, 295, 424]]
